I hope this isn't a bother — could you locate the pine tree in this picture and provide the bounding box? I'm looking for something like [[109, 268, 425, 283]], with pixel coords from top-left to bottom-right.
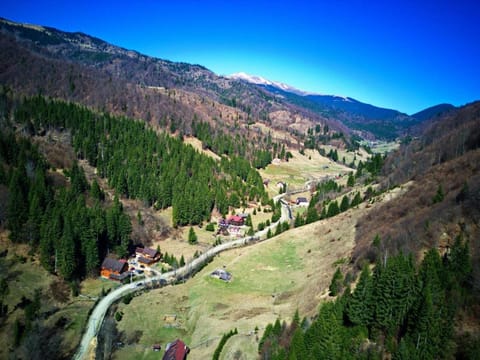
[[347, 173, 355, 187], [57, 218, 77, 280], [346, 265, 374, 327], [305, 301, 342, 358], [267, 228, 273, 239], [293, 215, 303, 227], [340, 195, 350, 212], [83, 228, 99, 277], [329, 268, 343, 296], [327, 200, 340, 218], [372, 254, 418, 335], [7, 169, 28, 242], [188, 227, 198, 244], [351, 192, 362, 207], [117, 213, 131, 258], [447, 235, 472, 288], [305, 206, 318, 224], [432, 184, 444, 204], [289, 327, 307, 360], [90, 179, 104, 201]]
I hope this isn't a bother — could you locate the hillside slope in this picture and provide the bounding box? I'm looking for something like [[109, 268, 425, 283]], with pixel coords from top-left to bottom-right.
[[354, 101, 480, 289], [111, 186, 407, 359]]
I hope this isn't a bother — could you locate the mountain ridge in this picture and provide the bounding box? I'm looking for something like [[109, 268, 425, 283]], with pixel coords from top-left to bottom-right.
[[0, 17, 459, 140], [227, 71, 439, 139]]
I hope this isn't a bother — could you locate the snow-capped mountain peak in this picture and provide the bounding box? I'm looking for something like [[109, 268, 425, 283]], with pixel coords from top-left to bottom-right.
[[228, 72, 313, 96], [228, 72, 273, 86]]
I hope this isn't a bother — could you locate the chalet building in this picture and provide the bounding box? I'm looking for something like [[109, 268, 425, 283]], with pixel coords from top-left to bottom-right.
[[136, 247, 161, 266], [227, 215, 244, 226], [100, 258, 128, 281], [162, 339, 190, 360]]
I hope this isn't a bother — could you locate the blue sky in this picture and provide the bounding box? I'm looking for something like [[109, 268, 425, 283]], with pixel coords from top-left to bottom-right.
[[2, 0, 480, 114]]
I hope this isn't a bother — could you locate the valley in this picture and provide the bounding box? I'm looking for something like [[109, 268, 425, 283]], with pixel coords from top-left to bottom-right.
[[108, 185, 408, 360], [0, 16, 478, 360]]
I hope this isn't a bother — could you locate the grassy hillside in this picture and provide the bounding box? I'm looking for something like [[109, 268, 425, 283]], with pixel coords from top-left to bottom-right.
[[0, 235, 118, 359], [111, 186, 406, 359]]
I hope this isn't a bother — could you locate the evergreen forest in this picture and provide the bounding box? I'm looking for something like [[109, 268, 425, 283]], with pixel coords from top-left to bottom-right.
[[258, 238, 477, 359], [1, 92, 270, 282]]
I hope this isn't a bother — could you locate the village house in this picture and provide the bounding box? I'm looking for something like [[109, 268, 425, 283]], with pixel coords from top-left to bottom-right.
[[100, 258, 129, 281], [227, 215, 244, 226], [136, 247, 161, 266], [162, 339, 190, 360]]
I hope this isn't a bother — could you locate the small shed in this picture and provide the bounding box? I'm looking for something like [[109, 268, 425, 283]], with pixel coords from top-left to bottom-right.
[[296, 197, 308, 205], [211, 269, 232, 282]]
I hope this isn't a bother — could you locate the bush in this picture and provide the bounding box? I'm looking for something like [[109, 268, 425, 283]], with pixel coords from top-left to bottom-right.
[[206, 223, 215, 232], [115, 311, 123, 322], [123, 293, 133, 304]]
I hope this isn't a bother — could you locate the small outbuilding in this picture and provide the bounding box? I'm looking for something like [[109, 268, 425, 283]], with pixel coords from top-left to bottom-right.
[[296, 197, 309, 205], [211, 269, 232, 282]]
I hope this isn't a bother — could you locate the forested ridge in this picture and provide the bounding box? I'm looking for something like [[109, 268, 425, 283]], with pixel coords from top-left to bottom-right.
[[13, 95, 268, 226], [1, 91, 270, 282], [259, 240, 478, 359], [1, 128, 131, 280]]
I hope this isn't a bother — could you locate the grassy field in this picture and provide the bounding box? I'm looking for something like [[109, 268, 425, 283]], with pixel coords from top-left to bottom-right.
[[359, 140, 400, 154], [259, 149, 353, 196], [112, 193, 392, 359]]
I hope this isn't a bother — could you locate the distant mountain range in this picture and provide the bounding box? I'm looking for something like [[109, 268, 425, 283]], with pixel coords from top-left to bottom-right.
[[0, 17, 457, 140], [229, 72, 458, 139]]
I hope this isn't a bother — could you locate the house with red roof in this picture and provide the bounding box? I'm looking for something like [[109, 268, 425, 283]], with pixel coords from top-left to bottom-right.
[[162, 339, 190, 360], [227, 215, 244, 226]]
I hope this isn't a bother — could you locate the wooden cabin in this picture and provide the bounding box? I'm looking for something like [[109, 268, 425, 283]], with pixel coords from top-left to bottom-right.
[[100, 258, 128, 281]]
